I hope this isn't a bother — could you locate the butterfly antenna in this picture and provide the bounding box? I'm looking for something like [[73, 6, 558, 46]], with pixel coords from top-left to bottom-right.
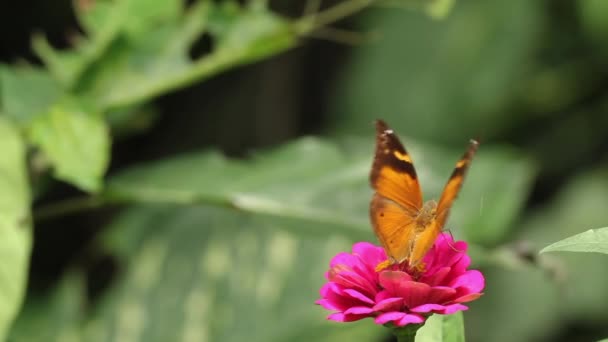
[[446, 230, 464, 253]]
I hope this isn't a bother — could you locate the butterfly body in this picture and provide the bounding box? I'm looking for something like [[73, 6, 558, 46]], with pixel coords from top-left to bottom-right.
[[369, 120, 478, 268]]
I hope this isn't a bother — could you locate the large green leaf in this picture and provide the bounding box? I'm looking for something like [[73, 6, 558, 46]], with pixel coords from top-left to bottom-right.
[[27, 99, 110, 192], [13, 204, 384, 342], [417, 312, 464, 342], [15, 135, 533, 340], [107, 137, 534, 245], [0, 117, 33, 340], [86, 205, 382, 342], [540, 227, 608, 255]]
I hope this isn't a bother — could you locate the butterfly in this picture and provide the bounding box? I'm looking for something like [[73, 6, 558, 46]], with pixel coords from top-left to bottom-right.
[[369, 120, 478, 270]]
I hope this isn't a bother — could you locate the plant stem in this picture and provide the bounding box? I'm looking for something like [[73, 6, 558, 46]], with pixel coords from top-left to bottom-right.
[[33, 196, 109, 221], [294, 0, 376, 35], [391, 324, 421, 342]]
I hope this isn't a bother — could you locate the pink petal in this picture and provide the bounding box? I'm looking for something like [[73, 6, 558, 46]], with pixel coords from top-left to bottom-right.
[[319, 282, 332, 297], [439, 303, 468, 314], [375, 312, 406, 324], [373, 297, 403, 312], [329, 252, 357, 269], [332, 270, 378, 296], [343, 289, 375, 305], [379, 272, 431, 308], [378, 271, 413, 294], [316, 299, 342, 311], [422, 266, 451, 286], [352, 242, 387, 266], [401, 281, 431, 308], [453, 292, 483, 303], [374, 290, 393, 303], [427, 286, 457, 303], [410, 303, 447, 313], [395, 313, 425, 327], [441, 243, 467, 267], [450, 270, 485, 293], [451, 253, 471, 274], [322, 284, 362, 311], [344, 306, 374, 315], [327, 312, 368, 322]]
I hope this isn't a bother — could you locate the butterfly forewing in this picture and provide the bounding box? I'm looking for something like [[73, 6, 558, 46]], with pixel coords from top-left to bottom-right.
[[370, 120, 423, 212], [369, 120, 424, 263], [435, 139, 479, 228]]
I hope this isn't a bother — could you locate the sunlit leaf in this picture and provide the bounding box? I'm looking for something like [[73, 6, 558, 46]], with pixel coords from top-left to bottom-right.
[[0, 117, 32, 340], [27, 99, 110, 192], [417, 312, 465, 342], [34, 1, 297, 111], [540, 227, 608, 255], [0, 65, 61, 123], [425, 0, 456, 19]]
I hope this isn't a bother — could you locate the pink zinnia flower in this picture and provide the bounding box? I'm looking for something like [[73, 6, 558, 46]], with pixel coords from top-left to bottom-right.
[[316, 233, 484, 327]]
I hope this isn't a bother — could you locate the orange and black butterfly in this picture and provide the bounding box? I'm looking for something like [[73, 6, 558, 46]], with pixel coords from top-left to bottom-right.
[[370, 120, 478, 270]]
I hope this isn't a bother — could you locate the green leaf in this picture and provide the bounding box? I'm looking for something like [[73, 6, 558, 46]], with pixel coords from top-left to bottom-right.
[[107, 138, 372, 237], [467, 168, 608, 341], [9, 271, 85, 341], [107, 137, 533, 246], [0, 65, 61, 123], [17, 137, 532, 340], [0, 117, 33, 340], [86, 205, 378, 342], [417, 312, 465, 342], [425, 0, 456, 19], [579, 0, 608, 53], [15, 204, 383, 341], [33, 0, 181, 88], [540, 227, 608, 254], [34, 1, 297, 111], [27, 100, 110, 192]]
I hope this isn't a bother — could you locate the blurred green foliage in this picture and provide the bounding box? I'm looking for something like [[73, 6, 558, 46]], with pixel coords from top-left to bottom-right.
[[0, 0, 608, 341], [541, 227, 608, 254]]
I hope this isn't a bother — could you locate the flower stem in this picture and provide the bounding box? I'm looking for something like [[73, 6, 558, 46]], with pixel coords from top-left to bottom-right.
[[391, 324, 421, 342]]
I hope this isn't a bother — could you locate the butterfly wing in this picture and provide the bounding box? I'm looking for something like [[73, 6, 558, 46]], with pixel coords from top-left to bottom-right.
[[370, 120, 423, 212], [370, 194, 417, 264], [435, 139, 479, 229], [406, 140, 478, 267], [370, 120, 423, 263]]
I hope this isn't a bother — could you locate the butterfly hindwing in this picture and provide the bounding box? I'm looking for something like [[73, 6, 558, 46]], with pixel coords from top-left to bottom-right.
[[370, 194, 417, 264]]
